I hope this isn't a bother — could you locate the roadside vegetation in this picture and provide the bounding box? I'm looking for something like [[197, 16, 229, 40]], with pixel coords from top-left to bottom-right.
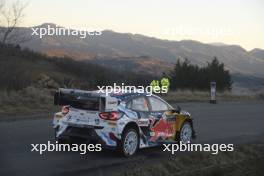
[[0, 43, 154, 91], [0, 87, 56, 115], [169, 58, 232, 91], [121, 142, 264, 176], [0, 43, 263, 117], [0, 43, 154, 116]]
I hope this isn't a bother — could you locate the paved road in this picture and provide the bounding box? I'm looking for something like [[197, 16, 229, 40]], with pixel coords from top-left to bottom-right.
[[1, 101, 264, 176]]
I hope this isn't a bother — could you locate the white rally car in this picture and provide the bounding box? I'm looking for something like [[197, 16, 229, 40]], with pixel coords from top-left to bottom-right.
[[53, 88, 196, 156]]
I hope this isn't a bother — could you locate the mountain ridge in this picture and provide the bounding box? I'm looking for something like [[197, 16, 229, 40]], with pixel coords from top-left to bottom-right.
[[18, 23, 264, 79]]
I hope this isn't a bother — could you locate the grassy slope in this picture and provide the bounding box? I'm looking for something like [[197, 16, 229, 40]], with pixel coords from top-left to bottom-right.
[[0, 44, 154, 90], [0, 87, 56, 115], [121, 143, 264, 176], [0, 44, 154, 116]]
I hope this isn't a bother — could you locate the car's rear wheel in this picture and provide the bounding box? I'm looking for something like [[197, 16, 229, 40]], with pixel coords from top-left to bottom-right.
[[179, 122, 192, 143], [120, 128, 139, 157]]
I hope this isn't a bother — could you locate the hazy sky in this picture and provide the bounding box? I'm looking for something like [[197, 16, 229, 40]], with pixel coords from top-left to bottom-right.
[[12, 0, 264, 50]]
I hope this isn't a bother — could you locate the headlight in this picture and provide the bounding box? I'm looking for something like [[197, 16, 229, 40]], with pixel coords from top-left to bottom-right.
[[181, 111, 191, 117]]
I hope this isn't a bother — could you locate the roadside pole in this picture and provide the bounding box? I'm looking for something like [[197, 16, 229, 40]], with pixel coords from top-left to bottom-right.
[[210, 81, 216, 104]]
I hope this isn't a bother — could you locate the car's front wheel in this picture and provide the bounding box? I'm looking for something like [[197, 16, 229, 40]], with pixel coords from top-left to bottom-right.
[[120, 128, 139, 157], [179, 122, 192, 143]]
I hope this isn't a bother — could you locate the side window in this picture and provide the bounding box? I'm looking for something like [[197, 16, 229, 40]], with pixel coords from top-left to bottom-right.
[[148, 97, 169, 111], [128, 97, 149, 111]]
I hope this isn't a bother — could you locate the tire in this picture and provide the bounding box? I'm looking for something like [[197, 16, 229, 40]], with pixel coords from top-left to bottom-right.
[[178, 122, 192, 143], [119, 128, 139, 157]]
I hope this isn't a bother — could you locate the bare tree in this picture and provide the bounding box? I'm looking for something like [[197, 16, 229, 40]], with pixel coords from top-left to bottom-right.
[[0, 0, 29, 44]]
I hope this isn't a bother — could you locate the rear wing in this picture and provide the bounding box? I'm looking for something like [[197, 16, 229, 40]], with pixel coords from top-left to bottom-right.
[[54, 88, 118, 112]]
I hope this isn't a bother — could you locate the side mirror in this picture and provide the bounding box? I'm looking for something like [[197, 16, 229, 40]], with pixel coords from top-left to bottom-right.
[[177, 105, 181, 113], [171, 105, 181, 113]]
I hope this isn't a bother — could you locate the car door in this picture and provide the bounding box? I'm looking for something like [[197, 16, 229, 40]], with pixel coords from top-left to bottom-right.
[[147, 96, 176, 142], [126, 96, 153, 139]]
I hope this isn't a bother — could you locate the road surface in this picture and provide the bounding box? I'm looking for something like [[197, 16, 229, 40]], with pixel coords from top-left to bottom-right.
[[1, 101, 264, 176]]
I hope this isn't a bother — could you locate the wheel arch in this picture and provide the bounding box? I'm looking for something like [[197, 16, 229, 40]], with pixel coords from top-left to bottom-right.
[[175, 115, 195, 141], [118, 121, 140, 157], [175, 115, 193, 131], [122, 121, 140, 136]]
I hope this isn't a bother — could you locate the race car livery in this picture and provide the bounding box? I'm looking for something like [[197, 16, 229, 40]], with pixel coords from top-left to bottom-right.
[[53, 88, 196, 156]]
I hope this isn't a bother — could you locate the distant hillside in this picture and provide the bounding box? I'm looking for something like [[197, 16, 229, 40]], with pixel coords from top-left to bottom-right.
[[0, 23, 261, 91], [208, 42, 228, 47], [0, 43, 154, 91], [89, 56, 173, 75], [249, 48, 264, 60], [19, 23, 264, 79]]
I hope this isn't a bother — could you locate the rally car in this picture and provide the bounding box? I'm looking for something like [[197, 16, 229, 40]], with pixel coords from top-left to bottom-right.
[[53, 88, 196, 156]]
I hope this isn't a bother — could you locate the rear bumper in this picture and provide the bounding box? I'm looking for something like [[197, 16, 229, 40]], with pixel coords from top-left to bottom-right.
[[56, 125, 119, 147], [57, 126, 104, 143]]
